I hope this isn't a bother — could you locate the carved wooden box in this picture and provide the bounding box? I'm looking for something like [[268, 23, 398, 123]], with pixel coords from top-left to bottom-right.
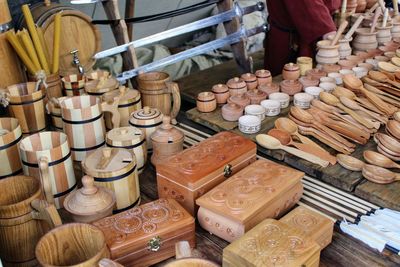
[[280, 206, 334, 249], [223, 219, 321, 267], [156, 131, 257, 215], [92, 199, 195, 267], [196, 159, 304, 242]]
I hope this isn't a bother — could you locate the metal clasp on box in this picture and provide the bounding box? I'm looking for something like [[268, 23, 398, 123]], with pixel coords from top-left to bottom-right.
[[223, 164, 232, 177], [148, 236, 162, 252]]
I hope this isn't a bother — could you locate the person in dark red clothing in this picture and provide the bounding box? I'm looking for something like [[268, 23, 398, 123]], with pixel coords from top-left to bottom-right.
[[264, 0, 342, 75]]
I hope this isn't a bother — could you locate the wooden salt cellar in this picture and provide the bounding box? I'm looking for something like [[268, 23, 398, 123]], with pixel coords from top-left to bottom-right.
[[246, 89, 267, 104], [0, 117, 22, 179], [241, 73, 258, 90], [129, 106, 163, 150], [282, 63, 300, 80], [151, 116, 184, 166], [223, 219, 321, 267], [211, 84, 230, 104], [280, 206, 334, 249], [196, 92, 217, 112], [227, 93, 250, 108], [82, 147, 140, 212], [255, 69, 272, 86], [226, 77, 247, 96], [64, 175, 116, 223], [93, 199, 195, 267], [157, 131, 257, 215], [221, 103, 243, 121], [196, 159, 304, 242], [106, 126, 147, 174]]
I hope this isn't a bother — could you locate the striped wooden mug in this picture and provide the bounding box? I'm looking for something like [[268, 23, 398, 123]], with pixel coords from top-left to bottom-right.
[[19, 131, 77, 209], [60, 95, 121, 161], [0, 118, 22, 179], [61, 74, 86, 96]]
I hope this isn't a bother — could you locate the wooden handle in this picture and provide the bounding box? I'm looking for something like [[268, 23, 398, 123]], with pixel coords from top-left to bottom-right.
[[31, 199, 62, 228], [394, 0, 399, 16], [291, 141, 337, 165], [313, 121, 356, 148], [360, 87, 398, 115], [325, 121, 369, 144], [280, 145, 330, 167], [344, 15, 364, 40], [166, 82, 181, 125], [331, 20, 349, 45], [38, 157, 55, 205], [370, 7, 382, 33], [367, 2, 379, 14], [338, 103, 376, 129], [97, 148, 116, 170], [175, 241, 192, 259], [101, 97, 121, 129], [98, 259, 124, 267], [341, 0, 347, 15], [382, 8, 389, 27], [378, 0, 386, 11], [294, 132, 330, 154]]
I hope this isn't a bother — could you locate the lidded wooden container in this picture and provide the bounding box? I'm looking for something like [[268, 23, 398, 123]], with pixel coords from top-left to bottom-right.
[[196, 92, 217, 112], [257, 82, 280, 96], [106, 126, 147, 174], [211, 84, 229, 104], [280, 206, 334, 249], [223, 219, 321, 267], [246, 89, 267, 104], [241, 73, 258, 90], [85, 70, 119, 96], [156, 131, 257, 215], [196, 159, 304, 242], [255, 69, 272, 86], [64, 175, 116, 223], [221, 103, 243, 121], [129, 106, 163, 150], [227, 77, 247, 96], [0, 118, 22, 179], [227, 93, 250, 108], [151, 116, 184, 166], [103, 86, 142, 127], [282, 63, 301, 80], [92, 198, 195, 267], [280, 79, 303, 96], [82, 147, 140, 212]]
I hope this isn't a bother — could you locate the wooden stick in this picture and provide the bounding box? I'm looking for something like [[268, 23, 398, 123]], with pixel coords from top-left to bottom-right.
[[125, 0, 135, 41], [331, 20, 349, 45], [6, 30, 37, 74], [370, 7, 382, 33], [52, 12, 62, 74], [344, 15, 364, 40], [394, 0, 399, 17], [18, 29, 41, 71], [382, 8, 389, 27]]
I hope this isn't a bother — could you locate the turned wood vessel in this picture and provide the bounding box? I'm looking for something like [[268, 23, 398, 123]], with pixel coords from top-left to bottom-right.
[[221, 103, 243, 121], [137, 71, 180, 122], [227, 77, 247, 96], [299, 76, 319, 88], [151, 116, 184, 166], [0, 117, 22, 179], [353, 28, 378, 52], [316, 40, 340, 65], [196, 159, 304, 242], [211, 84, 230, 104], [6, 82, 47, 134], [339, 38, 353, 59], [227, 93, 250, 108], [60, 95, 120, 161], [356, 0, 367, 12], [296, 57, 313, 76], [157, 131, 257, 215], [19, 131, 77, 209], [245, 89, 267, 104], [376, 24, 393, 45], [282, 63, 301, 80], [85, 70, 119, 96], [61, 74, 86, 96], [241, 73, 258, 90], [82, 147, 140, 212], [129, 106, 163, 150], [164, 241, 218, 267], [306, 68, 327, 80], [257, 82, 280, 96], [35, 223, 109, 267], [196, 92, 217, 112], [391, 17, 400, 38], [93, 199, 195, 267], [255, 69, 272, 85], [106, 126, 147, 174], [280, 79, 303, 95]]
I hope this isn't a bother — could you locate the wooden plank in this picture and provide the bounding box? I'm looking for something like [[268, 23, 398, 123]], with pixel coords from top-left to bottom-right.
[[355, 181, 400, 211]]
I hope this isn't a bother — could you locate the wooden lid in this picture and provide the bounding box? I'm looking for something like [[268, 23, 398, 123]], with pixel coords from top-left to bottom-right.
[[156, 132, 256, 189], [64, 175, 115, 216], [85, 72, 119, 94], [283, 62, 300, 71], [255, 69, 271, 78], [196, 159, 304, 224], [221, 103, 243, 113], [103, 86, 140, 104], [240, 73, 257, 82], [246, 89, 267, 98], [82, 147, 136, 177], [197, 92, 215, 101], [129, 106, 163, 126], [106, 126, 144, 146], [212, 84, 229, 93], [151, 116, 184, 143], [226, 77, 246, 89]]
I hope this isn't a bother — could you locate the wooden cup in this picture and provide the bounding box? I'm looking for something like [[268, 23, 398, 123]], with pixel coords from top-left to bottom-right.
[[0, 117, 22, 179]]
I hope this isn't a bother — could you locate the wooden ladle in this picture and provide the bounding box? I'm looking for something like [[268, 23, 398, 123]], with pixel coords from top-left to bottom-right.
[[363, 150, 400, 169], [339, 96, 388, 124], [369, 70, 400, 89], [337, 154, 365, 171], [362, 164, 400, 184], [268, 128, 337, 164], [256, 134, 330, 167], [320, 92, 376, 129]]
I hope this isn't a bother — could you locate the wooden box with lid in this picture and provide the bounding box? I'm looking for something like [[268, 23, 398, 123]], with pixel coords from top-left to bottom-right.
[[280, 206, 334, 249], [223, 219, 321, 267], [196, 159, 304, 242], [92, 198, 195, 267], [156, 131, 257, 215]]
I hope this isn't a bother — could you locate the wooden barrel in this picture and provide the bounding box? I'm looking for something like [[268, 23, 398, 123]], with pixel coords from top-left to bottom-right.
[[6, 82, 47, 135], [82, 147, 140, 212], [0, 0, 11, 26], [46, 96, 69, 131], [29, 73, 63, 99], [0, 118, 22, 179], [61, 74, 86, 96], [19, 131, 77, 209], [17, 3, 101, 77], [35, 223, 109, 267], [129, 106, 163, 150], [60, 95, 107, 161], [106, 126, 147, 174]]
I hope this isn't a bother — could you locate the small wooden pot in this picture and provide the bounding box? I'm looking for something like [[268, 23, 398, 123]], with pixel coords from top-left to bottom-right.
[[257, 82, 280, 96], [376, 24, 393, 46], [356, 0, 367, 12], [35, 223, 109, 267], [299, 76, 319, 89], [197, 92, 217, 112], [226, 77, 247, 96], [241, 73, 258, 90], [211, 84, 229, 104], [246, 89, 267, 104], [151, 116, 184, 166], [353, 28, 378, 52], [280, 79, 302, 96], [221, 103, 243, 121], [227, 93, 250, 108], [0, 118, 22, 179], [339, 38, 352, 59], [305, 68, 327, 80], [282, 63, 300, 80], [316, 40, 340, 65], [296, 57, 313, 76], [255, 69, 272, 85], [61, 74, 86, 96], [391, 17, 400, 38]]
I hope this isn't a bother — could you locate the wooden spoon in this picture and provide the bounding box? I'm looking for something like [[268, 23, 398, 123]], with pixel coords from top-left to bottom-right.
[[256, 134, 330, 167], [368, 70, 400, 89], [362, 77, 400, 99], [377, 145, 400, 161], [363, 150, 400, 169], [337, 154, 365, 171], [386, 119, 400, 140], [378, 61, 400, 72], [363, 82, 400, 102], [344, 15, 364, 40], [391, 57, 400, 67], [320, 92, 376, 129], [268, 128, 337, 164], [339, 96, 388, 124], [362, 164, 400, 184], [375, 133, 400, 154], [393, 111, 400, 122]]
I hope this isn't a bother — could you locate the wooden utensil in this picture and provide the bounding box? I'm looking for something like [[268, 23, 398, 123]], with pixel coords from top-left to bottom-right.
[[333, 86, 385, 114], [364, 150, 400, 168], [386, 119, 400, 139], [256, 134, 330, 167], [368, 70, 400, 88], [362, 77, 400, 98], [268, 128, 337, 164], [345, 15, 365, 40], [363, 82, 400, 103], [378, 61, 400, 72], [391, 57, 400, 66], [331, 20, 349, 45], [362, 164, 400, 184], [370, 7, 382, 33], [377, 145, 400, 161], [337, 154, 365, 171], [339, 96, 388, 124], [375, 132, 400, 153], [393, 111, 400, 122]]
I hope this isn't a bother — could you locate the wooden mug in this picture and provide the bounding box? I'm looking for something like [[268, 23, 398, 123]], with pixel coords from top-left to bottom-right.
[[35, 223, 109, 267], [60, 95, 121, 161], [0, 117, 22, 179], [0, 172, 62, 266], [137, 71, 181, 123], [61, 74, 86, 96]]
